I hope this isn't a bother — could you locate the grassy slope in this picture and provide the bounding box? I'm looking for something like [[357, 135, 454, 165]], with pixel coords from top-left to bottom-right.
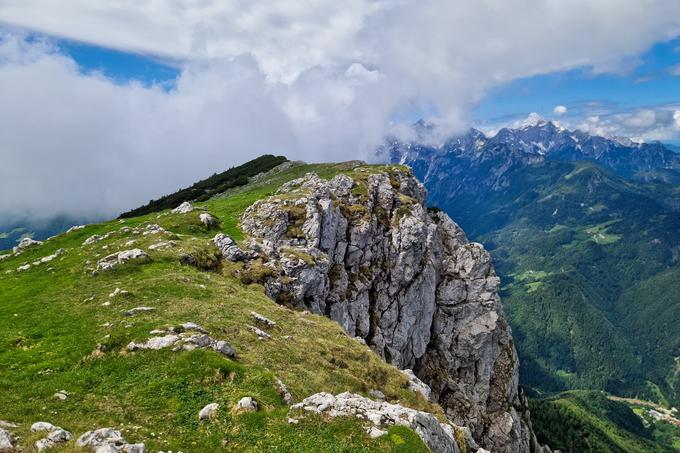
[[0, 162, 434, 452]]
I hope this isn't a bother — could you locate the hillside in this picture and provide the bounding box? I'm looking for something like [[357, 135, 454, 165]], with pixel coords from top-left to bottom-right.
[[0, 159, 542, 452], [530, 391, 679, 452]]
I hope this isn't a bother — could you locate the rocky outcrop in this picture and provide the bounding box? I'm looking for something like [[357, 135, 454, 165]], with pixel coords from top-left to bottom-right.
[[231, 165, 540, 452], [293, 392, 461, 452]]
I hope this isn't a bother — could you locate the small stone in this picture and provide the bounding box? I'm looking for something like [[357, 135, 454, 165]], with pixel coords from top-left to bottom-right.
[[234, 397, 258, 413], [276, 378, 294, 405], [54, 390, 69, 400], [248, 325, 271, 339], [211, 340, 236, 358], [181, 322, 208, 333], [251, 312, 276, 328], [199, 213, 218, 227], [366, 427, 387, 438], [368, 390, 386, 401], [402, 369, 431, 400], [109, 288, 129, 298], [0, 428, 15, 451], [123, 307, 155, 316], [287, 418, 299, 425], [199, 403, 219, 420]]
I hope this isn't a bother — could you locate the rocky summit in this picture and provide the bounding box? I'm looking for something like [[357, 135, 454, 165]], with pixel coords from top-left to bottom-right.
[[0, 158, 549, 452], [218, 165, 548, 452]]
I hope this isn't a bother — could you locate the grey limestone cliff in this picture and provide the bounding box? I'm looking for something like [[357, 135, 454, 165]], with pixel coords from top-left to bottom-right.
[[217, 163, 547, 452]]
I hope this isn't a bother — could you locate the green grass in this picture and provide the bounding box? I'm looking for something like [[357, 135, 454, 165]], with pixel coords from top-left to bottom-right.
[[0, 163, 437, 452]]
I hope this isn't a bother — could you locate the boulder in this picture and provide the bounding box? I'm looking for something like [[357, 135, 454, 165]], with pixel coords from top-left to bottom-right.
[[171, 201, 194, 214], [13, 237, 43, 253]]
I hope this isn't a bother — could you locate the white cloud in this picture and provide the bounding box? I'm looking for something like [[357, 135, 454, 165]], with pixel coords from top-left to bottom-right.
[[1, 1, 680, 222], [553, 105, 568, 115], [669, 63, 680, 76]]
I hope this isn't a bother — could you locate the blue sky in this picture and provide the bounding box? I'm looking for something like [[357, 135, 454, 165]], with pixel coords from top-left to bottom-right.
[[475, 37, 680, 131]]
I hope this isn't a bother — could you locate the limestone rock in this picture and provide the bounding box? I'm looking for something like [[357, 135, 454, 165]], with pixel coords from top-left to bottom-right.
[[127, 335, 180, 351], [213, 233, 251, 261], [171, 201, 193, 214], [181, 322, 208, 333], [0, 428, 15, 451], [97, 249, 149, 271], [13, 237, 43, 253], [234, 397, 258, 413], [402, 369, 431, 400], [238, 167, 535, 452], [293, 392, 459, 453], [251, 311, 276, 328], [53, 390, 69, 400], [36, 428, 73, 451], [31, 422, 57, 432], [276, 378, 294, 405], [67, 225, 86, 233], [212, 340, 236, 358], [368, 389, 386, 401], [123, 307, 155, 316], [76, 428, 143, 452], [199, 213, 218, 227], [198, 403, 219, 420], [109, 288, 129, 298]]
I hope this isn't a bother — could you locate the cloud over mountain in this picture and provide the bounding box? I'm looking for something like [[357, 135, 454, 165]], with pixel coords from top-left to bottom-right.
[[1, 0, 680, 223]]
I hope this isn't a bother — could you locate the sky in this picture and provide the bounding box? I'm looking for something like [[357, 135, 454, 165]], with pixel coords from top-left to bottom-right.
[[1, 0, 680, 225]]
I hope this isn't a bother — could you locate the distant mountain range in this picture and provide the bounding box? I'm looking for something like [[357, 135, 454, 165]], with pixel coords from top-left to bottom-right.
[[383, 121, 680, 412]]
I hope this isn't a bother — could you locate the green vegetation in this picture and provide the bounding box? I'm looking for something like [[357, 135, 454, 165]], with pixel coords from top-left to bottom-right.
[[0, 159, 437, 452], [119, 154, 287, 219], [419, 157, 680, 451], [530, 391, 678, 452]]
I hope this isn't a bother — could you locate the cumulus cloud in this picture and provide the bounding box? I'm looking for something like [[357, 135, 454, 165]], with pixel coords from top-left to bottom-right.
[[1, 0, 680, 223], [553, 105, 568, 115]]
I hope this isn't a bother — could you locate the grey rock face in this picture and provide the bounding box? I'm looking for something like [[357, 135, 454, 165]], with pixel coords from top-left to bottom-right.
[[238, 167, 534, 452], [293, 392, 460, 453]]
